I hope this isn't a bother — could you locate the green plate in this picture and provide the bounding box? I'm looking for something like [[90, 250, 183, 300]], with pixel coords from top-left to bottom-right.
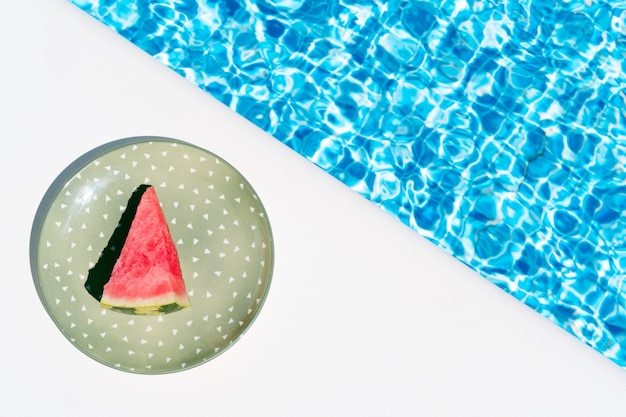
[[30, 137, 274, 374]]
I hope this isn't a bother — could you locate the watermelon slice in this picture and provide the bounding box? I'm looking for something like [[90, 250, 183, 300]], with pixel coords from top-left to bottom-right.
[[85, 184, 190, 315]]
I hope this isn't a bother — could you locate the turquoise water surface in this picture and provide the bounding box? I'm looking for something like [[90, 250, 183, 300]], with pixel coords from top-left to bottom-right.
[[69, 0, 626, 366]]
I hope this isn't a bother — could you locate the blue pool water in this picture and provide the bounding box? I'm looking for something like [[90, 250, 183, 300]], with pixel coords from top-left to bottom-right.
[[69, 0, 626, 366]]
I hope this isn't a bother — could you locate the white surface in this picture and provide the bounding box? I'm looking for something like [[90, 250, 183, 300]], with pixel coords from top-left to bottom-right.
[[2, 1, 625, 416]]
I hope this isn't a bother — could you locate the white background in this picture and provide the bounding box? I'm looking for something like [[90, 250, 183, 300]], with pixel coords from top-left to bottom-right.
[[2, 1, 626, 416]]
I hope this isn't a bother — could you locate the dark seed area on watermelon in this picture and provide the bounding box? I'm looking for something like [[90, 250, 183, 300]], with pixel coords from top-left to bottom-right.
[[85, 184, 150, 301]]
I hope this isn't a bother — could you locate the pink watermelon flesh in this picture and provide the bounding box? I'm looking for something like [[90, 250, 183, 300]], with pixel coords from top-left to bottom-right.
[[96, 185, 190, 314]]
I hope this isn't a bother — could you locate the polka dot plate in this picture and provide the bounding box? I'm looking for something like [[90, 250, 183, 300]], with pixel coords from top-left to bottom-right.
[[30, 137, 274, 373]]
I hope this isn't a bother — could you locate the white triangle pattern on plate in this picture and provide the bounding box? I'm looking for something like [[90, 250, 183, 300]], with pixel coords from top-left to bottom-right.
[[34, 139, 273, 373]]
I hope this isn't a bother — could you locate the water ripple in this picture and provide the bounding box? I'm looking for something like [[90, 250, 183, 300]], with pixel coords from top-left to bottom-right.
[[71, 0, 626, 366]]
